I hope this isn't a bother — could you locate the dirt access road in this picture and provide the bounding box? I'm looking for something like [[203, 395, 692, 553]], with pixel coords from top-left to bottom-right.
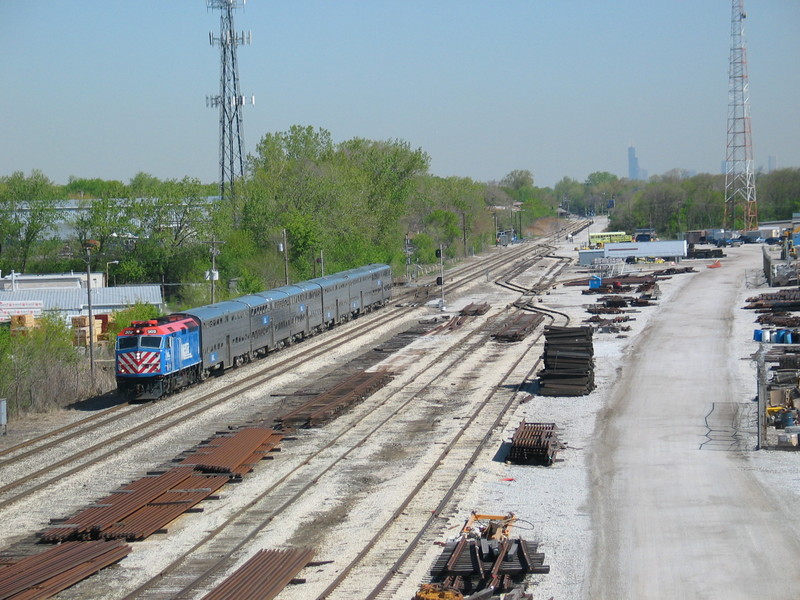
[[588, 245, 800, 599]]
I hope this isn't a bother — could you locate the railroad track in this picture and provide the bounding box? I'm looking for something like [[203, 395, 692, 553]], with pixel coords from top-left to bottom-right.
[[115, 243, 580, 600], [0, 220, 589, 598]]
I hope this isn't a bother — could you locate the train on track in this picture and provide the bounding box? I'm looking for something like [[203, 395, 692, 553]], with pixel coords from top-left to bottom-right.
[[115, 263, 393, 400]]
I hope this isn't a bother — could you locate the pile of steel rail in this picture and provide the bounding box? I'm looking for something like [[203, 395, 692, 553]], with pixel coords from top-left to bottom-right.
[[40, 427, 282, 543], [200, 548, 316, 600], [537, 326, 595, 396], [179, 427, 283, 475], [460, 302, 490, 316], [507, 421, 561, 466], [0, 540, 130, 599], [745, 289, 800, 312], [757, 314, 800, 328], [275, 369, 393, 429], [492, 312, 545, 342]]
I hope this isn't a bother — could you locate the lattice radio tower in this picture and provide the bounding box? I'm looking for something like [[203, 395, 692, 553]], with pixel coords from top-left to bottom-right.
[[207, 0, 254, 206], [724, 0, 757, 231]]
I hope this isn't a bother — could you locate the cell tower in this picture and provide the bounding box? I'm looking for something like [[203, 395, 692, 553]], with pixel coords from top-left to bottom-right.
[[207, 0, 254, 206], [724, 0, 757, 231]]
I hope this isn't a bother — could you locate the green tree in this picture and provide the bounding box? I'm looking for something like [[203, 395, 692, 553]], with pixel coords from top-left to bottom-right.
[[0, 170, 59, 272]]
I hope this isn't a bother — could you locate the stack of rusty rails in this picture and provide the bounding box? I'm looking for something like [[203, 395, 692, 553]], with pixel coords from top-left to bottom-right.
[[275, 369, 393, 429], [0, 540, 130, 599], [757, 314, 800, 328], [581, 284, 633, 295], [461, 302, 490, 316], [537, 326, 595, 396], [428, 537, 548, 595], [507, 421, 561, 466], [745, 289, 800, 312], [40, 467, 199, 542], [585, 306, 626, 315], [584, 315, 634, 324], [492, 312, 545, 342], [200, 547, 316, 600], [99, 473, 229, 541], [180, 427, 284, 476]]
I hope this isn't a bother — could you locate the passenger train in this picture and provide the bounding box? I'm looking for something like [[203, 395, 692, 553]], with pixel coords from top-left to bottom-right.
[[115, 263, 392, 400]]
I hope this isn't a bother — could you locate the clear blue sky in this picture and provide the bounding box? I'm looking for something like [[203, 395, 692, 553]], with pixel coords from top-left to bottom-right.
[[1, 1, 798, 188]]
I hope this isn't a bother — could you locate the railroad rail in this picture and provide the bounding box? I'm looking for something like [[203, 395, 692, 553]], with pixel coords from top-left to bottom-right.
[[0, 218, 588, 588]]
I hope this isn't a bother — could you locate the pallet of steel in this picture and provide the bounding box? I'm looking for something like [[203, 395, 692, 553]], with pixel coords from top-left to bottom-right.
[[537, 326, 595, 396], [200, 547, 315, 600], [428, 538, 549, 595], [0, 540, 130, 599], [275, 369, 392, 429], [461, 302, 490, 316], [492, 312, 545, 342], [180, 427, 283, 475], [508, 421, 560, 466]]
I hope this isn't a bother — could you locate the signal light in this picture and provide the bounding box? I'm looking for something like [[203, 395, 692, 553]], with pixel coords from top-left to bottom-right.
[[436, 276, 443, 286], [435, 249, 442, 258]]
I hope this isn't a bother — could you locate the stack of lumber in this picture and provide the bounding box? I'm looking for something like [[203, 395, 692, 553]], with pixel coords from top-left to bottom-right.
[[537, 325, 595, 396], [9, 314, 37, 337], [72, 315, 103, 346]]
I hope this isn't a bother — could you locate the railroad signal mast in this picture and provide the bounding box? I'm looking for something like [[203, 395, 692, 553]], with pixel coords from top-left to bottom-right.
[[724, 0, 757, 232], [207, 0, 254, 209]]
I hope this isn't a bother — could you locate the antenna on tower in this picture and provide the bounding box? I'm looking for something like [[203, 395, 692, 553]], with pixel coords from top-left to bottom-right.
[[206, 0, 254, 214], [724, 0, 757, 232]]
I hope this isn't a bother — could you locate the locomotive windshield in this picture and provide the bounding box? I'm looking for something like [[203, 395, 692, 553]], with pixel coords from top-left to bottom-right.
[[140, 336, 162, 348], [117, 335, 162, 350]]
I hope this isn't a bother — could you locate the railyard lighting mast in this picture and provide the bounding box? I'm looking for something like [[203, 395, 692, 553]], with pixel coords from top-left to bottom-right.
[[207, 0, 254, 211], [724, 0, 758, 232]]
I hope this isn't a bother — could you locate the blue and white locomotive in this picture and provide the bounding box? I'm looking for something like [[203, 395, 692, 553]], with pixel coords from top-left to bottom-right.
[[115, 263, 392, 400]]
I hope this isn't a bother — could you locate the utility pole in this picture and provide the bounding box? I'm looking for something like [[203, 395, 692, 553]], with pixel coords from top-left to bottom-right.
[[201, 240, 225, 303], [281, 229, 289, 285], [84, 245, 95, 387], [206, 0, 253, 215], [724, 0, 757, 231]]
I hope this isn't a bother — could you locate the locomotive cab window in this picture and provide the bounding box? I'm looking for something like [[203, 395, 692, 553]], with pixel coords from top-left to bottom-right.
[[141, 336, 162, 348], [118, 336, 137, 350]]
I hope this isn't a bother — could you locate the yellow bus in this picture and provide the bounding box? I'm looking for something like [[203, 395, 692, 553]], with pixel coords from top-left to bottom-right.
[[588, 232, 633, 247]]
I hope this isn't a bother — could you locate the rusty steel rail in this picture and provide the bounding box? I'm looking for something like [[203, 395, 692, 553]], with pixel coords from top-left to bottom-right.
[[200, 547, 315, 600], [492, 312, 545, 342], [40, 467, 197, 542], [100, 473, 229, 541], [0, 540, 130, 600], [461, 302, 490, 316], [180, 427, 283, 474], [508, 421, 561, 466], [275, 369, 393, 429]]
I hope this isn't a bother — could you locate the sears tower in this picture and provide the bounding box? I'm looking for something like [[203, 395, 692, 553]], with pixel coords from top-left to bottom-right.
[[628, 146, 640, 181]]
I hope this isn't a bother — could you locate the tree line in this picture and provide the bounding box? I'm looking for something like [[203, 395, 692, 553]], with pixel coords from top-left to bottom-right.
[[1, 125, 799, 417]]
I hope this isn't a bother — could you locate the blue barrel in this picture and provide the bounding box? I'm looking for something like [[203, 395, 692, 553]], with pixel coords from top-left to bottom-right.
[[776, 330, 786, 343], [787, 331, 794, 344], [781, 411, 796, 428], [753, 329, 763, 342]]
